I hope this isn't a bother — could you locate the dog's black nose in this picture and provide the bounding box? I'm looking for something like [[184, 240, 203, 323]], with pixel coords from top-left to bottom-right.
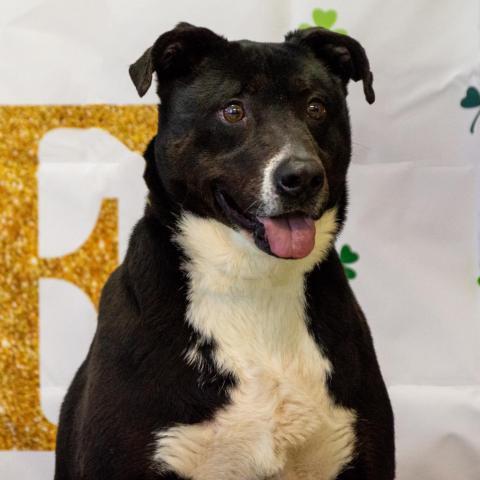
[[274, 158, 324, 198]]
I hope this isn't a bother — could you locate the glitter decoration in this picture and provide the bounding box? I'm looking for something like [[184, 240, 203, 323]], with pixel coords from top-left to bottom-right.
[[39, 199, 119, 308], [0, 105, 157, 450]]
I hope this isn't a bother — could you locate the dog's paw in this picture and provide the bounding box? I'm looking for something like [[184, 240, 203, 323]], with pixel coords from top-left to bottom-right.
[[153, 424, 214, 478]]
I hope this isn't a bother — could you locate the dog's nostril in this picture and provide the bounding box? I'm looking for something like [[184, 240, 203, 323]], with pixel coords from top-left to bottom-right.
[[281, 174, 302, 190], [310, 174, 323, 189]]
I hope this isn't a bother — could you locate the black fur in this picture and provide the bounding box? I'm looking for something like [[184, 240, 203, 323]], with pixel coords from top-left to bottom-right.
[[55, 23, 394, 479]]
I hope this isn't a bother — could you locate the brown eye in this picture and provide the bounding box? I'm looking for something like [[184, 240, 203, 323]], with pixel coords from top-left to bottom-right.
[[307, 100, 327, 121], [223, 102, 245, 123]]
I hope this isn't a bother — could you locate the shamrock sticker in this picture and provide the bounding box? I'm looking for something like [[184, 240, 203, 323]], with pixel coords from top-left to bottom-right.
[[299, 8, 347, 35], [460, 86, 480, 134], [339, 244, 359, 280]]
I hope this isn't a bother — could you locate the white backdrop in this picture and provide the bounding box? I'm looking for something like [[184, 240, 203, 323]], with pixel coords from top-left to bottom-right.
[[0, 0, 479, 478]]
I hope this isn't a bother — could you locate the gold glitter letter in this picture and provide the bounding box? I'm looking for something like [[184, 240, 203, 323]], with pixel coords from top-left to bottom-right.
[[0, 105, 156, 450]]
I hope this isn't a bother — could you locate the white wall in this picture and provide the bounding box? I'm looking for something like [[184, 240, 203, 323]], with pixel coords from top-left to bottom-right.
[[1, 1, 479, 478]]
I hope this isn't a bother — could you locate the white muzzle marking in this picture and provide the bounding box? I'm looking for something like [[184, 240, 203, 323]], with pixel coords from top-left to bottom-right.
[[260, 144, 291, 216]]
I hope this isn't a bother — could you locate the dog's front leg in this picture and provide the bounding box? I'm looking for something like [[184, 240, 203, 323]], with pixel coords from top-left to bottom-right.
[[154, 420, 284, 480]]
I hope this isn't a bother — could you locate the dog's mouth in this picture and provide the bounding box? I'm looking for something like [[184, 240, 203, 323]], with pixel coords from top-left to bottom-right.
[[214, 188, 317, 259]]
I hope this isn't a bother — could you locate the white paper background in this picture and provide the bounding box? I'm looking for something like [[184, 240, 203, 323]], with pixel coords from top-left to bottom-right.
[[1, 0, 479, 478]]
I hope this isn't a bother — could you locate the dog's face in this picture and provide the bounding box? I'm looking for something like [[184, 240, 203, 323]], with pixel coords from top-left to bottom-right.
[[130, 23, 374, 259]]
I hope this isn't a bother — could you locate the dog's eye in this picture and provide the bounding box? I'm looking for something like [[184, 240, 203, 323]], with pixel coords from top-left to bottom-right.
[[307, 100, 327, 121], [223, 103, 245, 123]]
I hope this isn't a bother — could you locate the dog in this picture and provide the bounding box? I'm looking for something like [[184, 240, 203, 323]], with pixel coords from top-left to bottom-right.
[[54, 22, 395, 480]]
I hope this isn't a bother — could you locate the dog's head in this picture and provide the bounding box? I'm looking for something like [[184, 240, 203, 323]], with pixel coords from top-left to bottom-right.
[[130, 23, 374, 260]]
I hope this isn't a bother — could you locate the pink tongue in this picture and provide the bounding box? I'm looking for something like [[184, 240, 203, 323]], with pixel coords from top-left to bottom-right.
[[259, 216, 316, 259]]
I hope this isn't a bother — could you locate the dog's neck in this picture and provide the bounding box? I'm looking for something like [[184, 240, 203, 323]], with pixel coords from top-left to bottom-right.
[[174, 209, 338, 294]]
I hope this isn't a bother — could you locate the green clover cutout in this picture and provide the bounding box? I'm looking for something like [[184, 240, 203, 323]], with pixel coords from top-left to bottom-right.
[[460, 86, 480, 134], [299, 8, 347, 35], [339, 244, 359, 280]]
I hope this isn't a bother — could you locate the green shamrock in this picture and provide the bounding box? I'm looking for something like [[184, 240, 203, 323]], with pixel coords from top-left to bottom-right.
[[460, 86, 480, 134], [339, 244, 359, 280], [299, 8, 347, 35]]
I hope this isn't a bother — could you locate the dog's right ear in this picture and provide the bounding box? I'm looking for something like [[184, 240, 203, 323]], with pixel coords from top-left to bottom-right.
[[129, 47, 154, 97], [129, 22, 227, 97]]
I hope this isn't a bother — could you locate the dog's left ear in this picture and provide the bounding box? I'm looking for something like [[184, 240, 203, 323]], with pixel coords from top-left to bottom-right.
[[285, 27, 375, 104]]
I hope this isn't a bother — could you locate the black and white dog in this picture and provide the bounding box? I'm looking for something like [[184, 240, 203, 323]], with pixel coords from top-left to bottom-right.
[[55, 23, 394, 480]]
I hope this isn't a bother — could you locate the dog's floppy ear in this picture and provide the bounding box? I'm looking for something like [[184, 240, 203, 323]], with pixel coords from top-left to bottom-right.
[[129, 47, 154, 97], [129, 22, 227, 97], [285, 27, 375, 104]]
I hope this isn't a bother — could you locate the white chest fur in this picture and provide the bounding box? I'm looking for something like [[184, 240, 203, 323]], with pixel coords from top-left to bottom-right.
[[153, 211, 356, 480]]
